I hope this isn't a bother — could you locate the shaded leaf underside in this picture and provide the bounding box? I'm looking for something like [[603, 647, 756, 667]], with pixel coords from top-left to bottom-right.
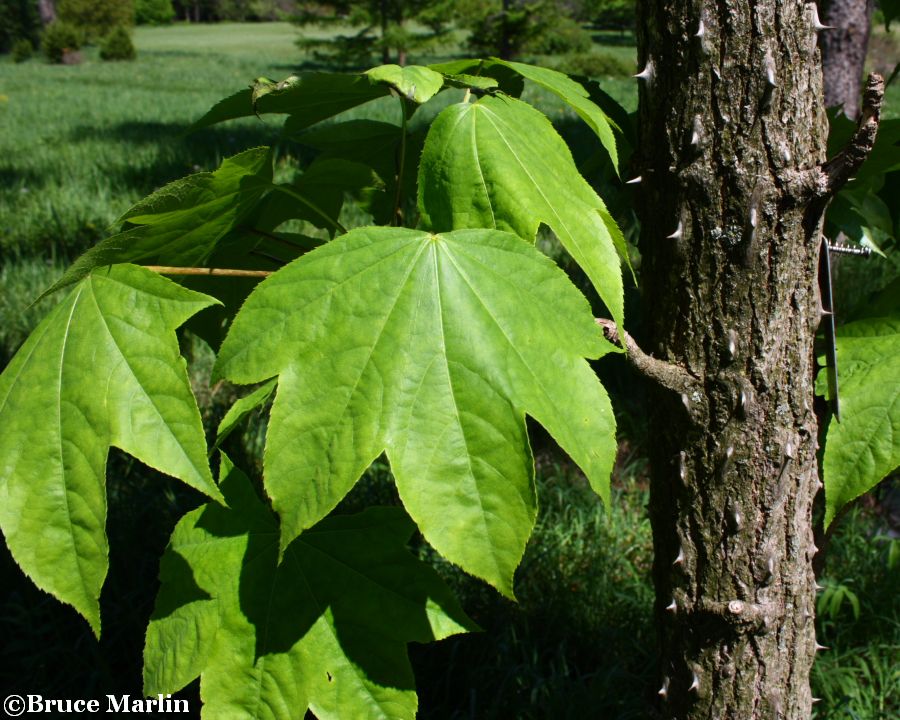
[[144, 458, 473, 720]]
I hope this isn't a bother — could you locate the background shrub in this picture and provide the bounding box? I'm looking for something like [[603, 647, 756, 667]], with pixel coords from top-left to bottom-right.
[[12, 38, 34, 63], [58, 0, 134, 41], [524, 16, 592, 55], [554, 49, 632, 78], [41, 21, 83, 64], [0, 0, 41, 54], [100, 26, 136, 61], [134, 0, 174, 25]]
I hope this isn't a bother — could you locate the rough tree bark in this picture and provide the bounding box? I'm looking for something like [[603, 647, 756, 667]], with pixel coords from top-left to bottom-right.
[[619, 1, 882, 717], [818, 0, 874, 117]]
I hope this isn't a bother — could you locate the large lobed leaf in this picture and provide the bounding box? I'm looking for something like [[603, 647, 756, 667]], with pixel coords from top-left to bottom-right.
[[47, 148, 274, 295], [214, 226, 617, 596], [418, 95, 625, 327], [0, 265, 220, 634], [428, 58, 619, 172], [144, 457, 473, 720], [820, 315, 900, 525], [192, 66, 444, 133]]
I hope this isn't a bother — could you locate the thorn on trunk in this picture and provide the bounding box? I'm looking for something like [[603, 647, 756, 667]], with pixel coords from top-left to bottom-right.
[[673, 547, 685, 566], [738, 389, 750, 418], [667, 220, 683, 240], [658, 677, 670, 699], [808, 3, 833, 31], [688, 672, 700, 693], [690, 115, 703, 148], [634, 59, 655, 85], [695, 19, 705, 38], [815, 642, 828, 652], [764, 49, 777, 87], [678, 451, 688, 484], [726, 329, 738, 360], [666, 598, 677, 613], [718, 445, 734, 480], [625, 175, 642, 185]]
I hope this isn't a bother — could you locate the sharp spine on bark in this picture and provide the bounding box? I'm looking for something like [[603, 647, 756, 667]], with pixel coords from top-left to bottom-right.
[[634, 59, 654, 85], [681, 393, 691, 412], [625, 175, 642, 185], [812, 698, 821, 705], [760, 554, 775, 584], [658, 677, 670, 699], [673, 547, 685, 566], [815, 581, 824, 591], [726, 329, 738, 360], [815, 642, 828, 652], [666, 598, 677, 613], [688, 672, 700, 693], [667, 220, 683, 240], [690, 115, 703, 148], [808, 3, 833, 31], [738, 389, 749, 418], [695, 19, 705, 38], [762, 49, 776, 110], [816, 477, 824, 491], [718, 445, 734, 480], [678, 451, 688, 484], [732, 509, 742, 531]]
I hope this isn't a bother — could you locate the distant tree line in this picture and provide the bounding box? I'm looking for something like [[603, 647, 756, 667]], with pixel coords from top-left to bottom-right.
[[1, 0, 636, 59]]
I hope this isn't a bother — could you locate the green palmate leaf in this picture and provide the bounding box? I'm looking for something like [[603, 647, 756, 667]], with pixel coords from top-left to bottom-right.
[[47, 148, 274, 295], [297, 120, 426, 225], [213, 378, 277, 451], [285, 157, 378, 232], [492, 60, 619, 174], [0, 265, 220, 635], [821, 316, 900, 525], [429, 59, 525, 97], [418, 95, 625, 328], [365, 64, 445, 104], [144, 457, 473, 720], [192, 73, 389, 132], [214, 227, 617, 596], [429, 59, 619, 171]]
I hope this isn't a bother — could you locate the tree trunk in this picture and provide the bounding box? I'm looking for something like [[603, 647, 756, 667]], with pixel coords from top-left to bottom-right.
[[381, 0, 391, 64], [818, 0, 874, 117], [633, 2, 827, 716], [38, 0, 56, 25]]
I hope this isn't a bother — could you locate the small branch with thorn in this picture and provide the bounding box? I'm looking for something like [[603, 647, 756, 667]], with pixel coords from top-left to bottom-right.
[[820, 74, 884, 195], [595, 319, 705, 407]]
